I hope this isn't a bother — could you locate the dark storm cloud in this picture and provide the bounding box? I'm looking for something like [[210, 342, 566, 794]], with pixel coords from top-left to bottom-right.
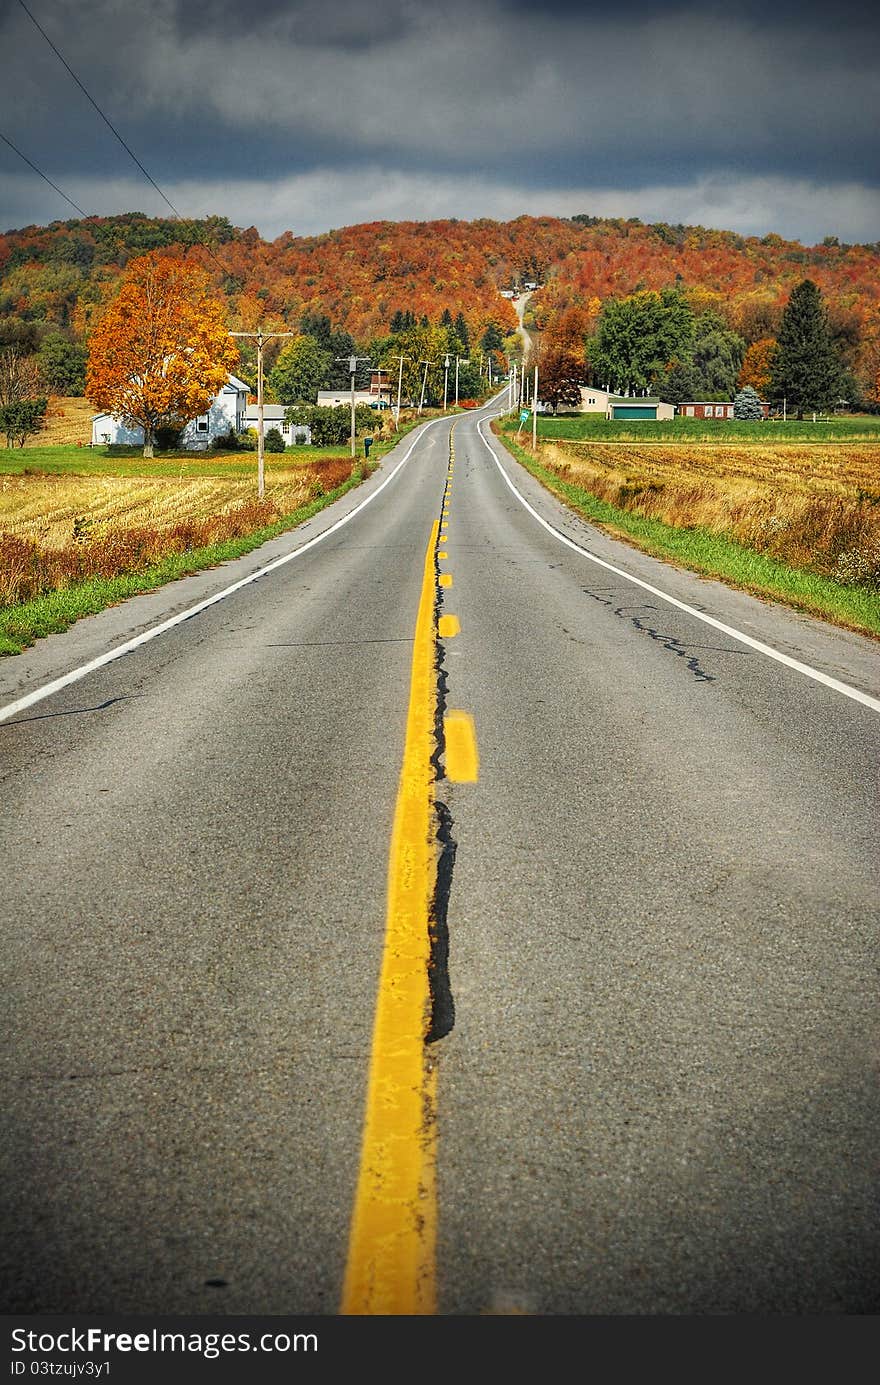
[[0, 0, 877, 241]]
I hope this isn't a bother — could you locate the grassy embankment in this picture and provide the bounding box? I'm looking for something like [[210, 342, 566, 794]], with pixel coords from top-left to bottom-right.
[[496, 414, 880, 637], [0, 404, 425, 655]]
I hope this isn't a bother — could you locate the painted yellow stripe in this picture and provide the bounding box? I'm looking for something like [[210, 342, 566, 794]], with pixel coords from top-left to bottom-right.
[[445, 710, 479, 783], [341, 521, 440, 1316], [439, 573, 452, 588], [438, 613, 460, 637], [437, 551, 448, 559]]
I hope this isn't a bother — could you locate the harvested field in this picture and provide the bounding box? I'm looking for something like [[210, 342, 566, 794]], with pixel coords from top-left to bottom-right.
[[533, 439, 880, 589], [0, 469, 341, 548], [0, 456, 353, 607]]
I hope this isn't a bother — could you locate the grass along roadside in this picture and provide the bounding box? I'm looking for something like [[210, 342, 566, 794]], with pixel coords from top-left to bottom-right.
[[496, 429, 880, 638], [0, 461, 369, 656]]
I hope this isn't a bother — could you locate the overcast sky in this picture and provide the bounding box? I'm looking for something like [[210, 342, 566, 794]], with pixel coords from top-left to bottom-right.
[[1, 0, 878, 244]]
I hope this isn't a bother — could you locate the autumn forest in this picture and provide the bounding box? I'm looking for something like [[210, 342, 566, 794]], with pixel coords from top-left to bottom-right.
[[1, 210, 879, 407]]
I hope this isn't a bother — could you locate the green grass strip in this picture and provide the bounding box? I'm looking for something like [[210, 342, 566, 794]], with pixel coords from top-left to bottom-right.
[[499, 433, 880, 638], [0, 469, 367, 656], [499, 413, 880, 445]]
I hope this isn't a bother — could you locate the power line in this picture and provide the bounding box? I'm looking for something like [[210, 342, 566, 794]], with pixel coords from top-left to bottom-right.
[[13, 0, 232, 281], [0, 129, 89, 219], [15, 0, 184, 222]]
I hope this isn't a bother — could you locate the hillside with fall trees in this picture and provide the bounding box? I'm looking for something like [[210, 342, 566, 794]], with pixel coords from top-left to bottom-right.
[[1, 211, 879, 402]]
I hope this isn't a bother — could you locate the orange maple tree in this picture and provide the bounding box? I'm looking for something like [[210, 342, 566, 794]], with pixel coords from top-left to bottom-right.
[[86, 251, 238, 456], [738, 337, 778, 394]]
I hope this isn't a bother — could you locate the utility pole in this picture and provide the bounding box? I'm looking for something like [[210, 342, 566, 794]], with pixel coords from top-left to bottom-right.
[[388, 354, 407, 428], [418, 359, 433, 415], [337, 354, 371, 459], [455, 355, 469, 408], [532, 364, 539, 449], [443, 354, 451, 412], [229, 329, 295, 498]]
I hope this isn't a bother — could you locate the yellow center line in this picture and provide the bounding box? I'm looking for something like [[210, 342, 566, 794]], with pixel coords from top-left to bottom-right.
[[445, 710, 479, 783], [439, 573, 453, 588], [341, 521, 440, 1316], [438, 613, 460, 637]]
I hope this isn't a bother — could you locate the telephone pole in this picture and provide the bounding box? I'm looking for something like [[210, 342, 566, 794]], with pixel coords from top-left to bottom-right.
[[229, 329, 295, 498], [337, 354, 371, 459], [417, 359, 433, 415], [388, 354, 407, 428], [443, 353, 451, 412]]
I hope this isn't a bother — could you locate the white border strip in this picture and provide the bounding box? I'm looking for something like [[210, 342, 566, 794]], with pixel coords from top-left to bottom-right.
[[477, 419, 880, 715], [0, 420, 444, 725]]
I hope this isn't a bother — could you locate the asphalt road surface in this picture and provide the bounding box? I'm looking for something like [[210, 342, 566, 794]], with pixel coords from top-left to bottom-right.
[[1, 397, 878, 1315]]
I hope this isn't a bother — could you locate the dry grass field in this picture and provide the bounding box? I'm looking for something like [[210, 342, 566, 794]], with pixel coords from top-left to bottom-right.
[[535, 439, 880, 588], [0, 457, 353, 607], [39, 396, 96, 446], [1, 470, 336, 548]]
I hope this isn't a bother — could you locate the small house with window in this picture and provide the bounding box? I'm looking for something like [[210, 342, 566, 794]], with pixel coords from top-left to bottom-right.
[[91, 373, 251, 447]]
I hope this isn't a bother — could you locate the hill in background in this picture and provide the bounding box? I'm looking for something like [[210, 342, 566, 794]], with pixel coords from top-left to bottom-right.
[[1, 211, 878, 400]]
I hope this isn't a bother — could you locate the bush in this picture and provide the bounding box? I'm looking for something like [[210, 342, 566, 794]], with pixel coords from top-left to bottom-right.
[[212, 428, 256, 452], [212, 428, 240, 451], [264, 427, 286, 452]]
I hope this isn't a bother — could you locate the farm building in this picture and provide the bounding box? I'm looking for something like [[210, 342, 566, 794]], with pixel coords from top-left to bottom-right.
[[609, 399, 675, 421], [91, 373, 251, 448], [554, 387, 674, 420], [678, 400, 771, 419]]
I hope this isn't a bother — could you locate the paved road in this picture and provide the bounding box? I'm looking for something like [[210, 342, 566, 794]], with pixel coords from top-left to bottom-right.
[[1, 399, 878, 1314]]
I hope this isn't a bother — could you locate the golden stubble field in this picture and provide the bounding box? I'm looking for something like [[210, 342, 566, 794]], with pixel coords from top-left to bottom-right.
[[537, 440, 880, 585], [1, 470, 326, 548], [0, 453, 355, 608]]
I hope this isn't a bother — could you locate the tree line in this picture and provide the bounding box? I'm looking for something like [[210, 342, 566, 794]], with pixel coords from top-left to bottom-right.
[[535, 279, 859, 418]]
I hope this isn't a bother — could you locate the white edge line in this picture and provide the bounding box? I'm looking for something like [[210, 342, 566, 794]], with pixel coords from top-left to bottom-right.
[[477, 418, 880, 715], [0, 419, 446, 725]]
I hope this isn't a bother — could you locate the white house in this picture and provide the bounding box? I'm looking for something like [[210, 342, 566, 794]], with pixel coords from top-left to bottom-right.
[[554, 385, 617, 415], [91, 373, 251, 448], [241, 402, 312, 445]]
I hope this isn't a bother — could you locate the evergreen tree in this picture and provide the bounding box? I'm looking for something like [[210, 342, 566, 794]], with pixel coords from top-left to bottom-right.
[[481, 321, 504, 352], [454, 311, 470, 355], [733, 385, 764, 420], [770, 279, 841, 418]]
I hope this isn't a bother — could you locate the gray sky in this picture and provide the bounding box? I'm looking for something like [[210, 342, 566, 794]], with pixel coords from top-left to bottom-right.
[[1, 0, 878, 243]]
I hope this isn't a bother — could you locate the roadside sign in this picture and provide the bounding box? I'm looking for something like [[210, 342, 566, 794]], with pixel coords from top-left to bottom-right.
[[519, 410, 530, 422]]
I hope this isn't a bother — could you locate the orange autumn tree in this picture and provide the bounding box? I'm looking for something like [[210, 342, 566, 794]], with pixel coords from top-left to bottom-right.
[[86, 251, 238, 456], [738, 337, 777, 395]]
